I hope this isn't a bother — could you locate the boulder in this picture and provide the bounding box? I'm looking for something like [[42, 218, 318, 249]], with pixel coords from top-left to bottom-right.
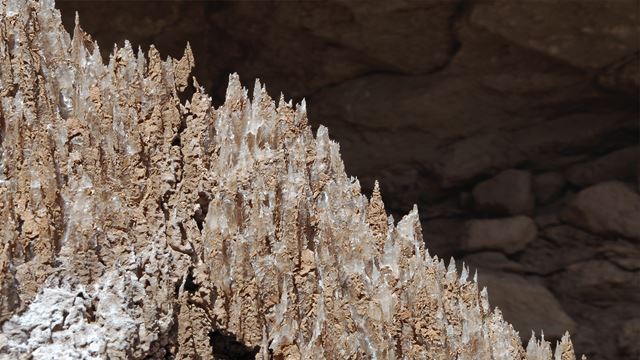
[[473, 169, 535, 215], [464, 216, 537, 254], [561, 181, 640, 240], [477, 271, 575, 342]]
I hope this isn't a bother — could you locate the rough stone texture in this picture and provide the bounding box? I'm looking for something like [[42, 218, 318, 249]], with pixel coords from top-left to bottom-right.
[[472, 170, 535, 216], [0, 1, 583, 359], [464, 216, 537, 254], [561, 182, 640, 241], [3, 0, 637, 358]]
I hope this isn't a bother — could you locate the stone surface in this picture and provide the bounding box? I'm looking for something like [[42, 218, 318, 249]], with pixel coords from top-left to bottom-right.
[[519, 225, 601, 276], [0, 1, 581, 359], [598, 239, 640, 271], [473, 170, 535, 216], [618, 318, 640, 359], [562, 181, 640, 241], [597, 53, 640, 95], [464, 216, 537, 254], [433, 132, 525, 188], [533, 172, 566, 205], [551, 259, 640, 305], [470, 0, 639, 70], [565, 146, 638, 187], [477, 271, 575, 343]]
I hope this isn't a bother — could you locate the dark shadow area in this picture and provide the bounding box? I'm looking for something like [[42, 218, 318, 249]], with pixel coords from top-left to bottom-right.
[[209, 330, 260, 360]]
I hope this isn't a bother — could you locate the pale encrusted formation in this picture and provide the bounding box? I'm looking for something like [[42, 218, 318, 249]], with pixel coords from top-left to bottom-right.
[[0, 1, 582, 359]]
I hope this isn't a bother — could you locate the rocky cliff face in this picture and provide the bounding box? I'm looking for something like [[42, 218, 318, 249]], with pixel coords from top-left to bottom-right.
[[49, 1, 640, 359], [0, 0, 588, 359]]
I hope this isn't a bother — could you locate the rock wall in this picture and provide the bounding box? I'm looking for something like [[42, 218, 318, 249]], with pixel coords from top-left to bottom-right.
[[2, 0, 638, 359]]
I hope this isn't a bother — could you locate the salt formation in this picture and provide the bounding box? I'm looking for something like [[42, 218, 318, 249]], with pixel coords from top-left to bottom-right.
[[0, 1, 582, 359]]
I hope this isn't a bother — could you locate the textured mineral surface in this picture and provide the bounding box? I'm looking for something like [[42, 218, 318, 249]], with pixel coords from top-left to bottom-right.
[[0, 1, 583, 359]]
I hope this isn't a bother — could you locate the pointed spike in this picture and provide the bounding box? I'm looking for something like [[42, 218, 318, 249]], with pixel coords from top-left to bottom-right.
[[372, 180, 381, 199], [253, 78, 262, 101], [480, 287, 490, 313], [299, 98, 307, 113], [459, 264, 468, 284], [184, 41, 194, 64], [447, 257, 457, 274]]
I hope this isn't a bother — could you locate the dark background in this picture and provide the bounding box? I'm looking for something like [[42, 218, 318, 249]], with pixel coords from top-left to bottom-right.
[[56, 1, 639, 359]]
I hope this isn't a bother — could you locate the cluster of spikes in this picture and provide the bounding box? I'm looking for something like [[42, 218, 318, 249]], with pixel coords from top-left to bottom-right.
[[0, 0, 582, 359]]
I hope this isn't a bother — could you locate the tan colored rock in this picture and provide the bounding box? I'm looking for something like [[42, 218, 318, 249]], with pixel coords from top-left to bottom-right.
[[464, 216, 537, 254], [0, 1, 580, 359], [562, 181, 640, 240]]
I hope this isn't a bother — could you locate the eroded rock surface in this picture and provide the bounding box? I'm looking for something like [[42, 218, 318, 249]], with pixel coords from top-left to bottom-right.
[[0, 1, 583, 359]]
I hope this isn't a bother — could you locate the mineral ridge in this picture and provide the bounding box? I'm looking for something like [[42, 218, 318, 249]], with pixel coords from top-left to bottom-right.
[[0, 0, 582, 359]]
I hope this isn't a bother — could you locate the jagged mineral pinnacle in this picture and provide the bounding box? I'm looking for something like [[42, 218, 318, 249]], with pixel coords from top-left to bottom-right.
[[0, 0, 583, 359]]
